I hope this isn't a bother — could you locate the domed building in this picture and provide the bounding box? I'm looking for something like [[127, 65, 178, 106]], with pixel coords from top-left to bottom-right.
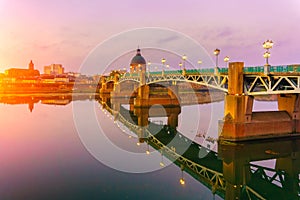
[[130, 48, 146, 73]]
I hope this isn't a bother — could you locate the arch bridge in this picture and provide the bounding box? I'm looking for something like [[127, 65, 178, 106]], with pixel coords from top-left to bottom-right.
[[99, 62, 300, 141]]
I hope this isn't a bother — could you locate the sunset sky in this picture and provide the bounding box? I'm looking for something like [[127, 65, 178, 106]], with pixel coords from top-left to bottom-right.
[[0, 0, 299, 73]]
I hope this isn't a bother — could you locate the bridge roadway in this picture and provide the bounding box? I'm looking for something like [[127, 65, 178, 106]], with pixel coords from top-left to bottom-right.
[[114, 65, 300, 96], [99, 100, 300, 199]]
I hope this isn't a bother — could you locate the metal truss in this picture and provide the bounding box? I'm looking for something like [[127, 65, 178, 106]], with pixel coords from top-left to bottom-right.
[[116, 71, 300, 95], [144, 129, 226, 194], [111, 104, 226, 195], [118, 76, 140, 84], [244, 185, 267, 200], [249, 163, 300, 199], [244, 75, 300, 95], [118, 73, 229, 92], [250, 164, 287, 188]]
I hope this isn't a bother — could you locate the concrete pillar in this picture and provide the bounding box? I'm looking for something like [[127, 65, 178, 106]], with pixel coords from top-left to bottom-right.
[[182, 68, 186, 76], [278, 94, 300, 118], [224, 95, 253, 123], [221, 62, 255, 140], [228, 62, 244, 95], [140, 70, 146, 85], [224, 62, 248, 122], [278, 94, 300, 132]]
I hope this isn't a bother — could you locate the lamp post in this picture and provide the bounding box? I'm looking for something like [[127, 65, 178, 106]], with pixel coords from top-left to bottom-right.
[[263, 39, 273, 74], [179, 62, 183, 71], [263, 40, 273, 66], [161, 58, 166, 76], [214, 49, 220, 67], [161, 58, 166, 68], [147, 61, 151, 74], [214, 49, 220, 74], [182, 54, 187, 69], [197, 59, 202, 73], [224, 56, 229, 68], [263, 51, 271, 64]]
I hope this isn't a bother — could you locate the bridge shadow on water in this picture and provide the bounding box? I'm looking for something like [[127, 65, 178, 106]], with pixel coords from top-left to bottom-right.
[[99, 95, 300, 200]]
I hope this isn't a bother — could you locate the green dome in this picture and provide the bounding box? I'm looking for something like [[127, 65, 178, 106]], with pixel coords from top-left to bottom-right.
[[130, 49, 146, 65]]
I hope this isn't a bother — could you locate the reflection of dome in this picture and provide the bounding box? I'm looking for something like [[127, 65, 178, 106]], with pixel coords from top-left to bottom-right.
[[130, 48, 146, 65]]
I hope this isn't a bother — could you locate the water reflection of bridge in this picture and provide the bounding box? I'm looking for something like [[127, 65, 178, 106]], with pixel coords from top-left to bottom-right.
[[99, 96, 300, 200], [100, 59, 300, 141]]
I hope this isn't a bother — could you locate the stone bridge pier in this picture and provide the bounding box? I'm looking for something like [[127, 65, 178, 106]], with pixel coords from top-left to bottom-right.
[[220, 62, 300, 141]]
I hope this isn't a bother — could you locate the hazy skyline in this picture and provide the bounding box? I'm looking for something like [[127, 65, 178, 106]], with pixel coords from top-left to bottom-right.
[[0, 0, 299, 72]]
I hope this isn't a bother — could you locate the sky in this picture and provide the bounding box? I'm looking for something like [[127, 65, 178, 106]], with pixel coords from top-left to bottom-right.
[[0, 0, 300, 73]]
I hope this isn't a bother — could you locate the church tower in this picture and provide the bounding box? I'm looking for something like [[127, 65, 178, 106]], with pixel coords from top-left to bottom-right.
[[29, 60, 34, 70]]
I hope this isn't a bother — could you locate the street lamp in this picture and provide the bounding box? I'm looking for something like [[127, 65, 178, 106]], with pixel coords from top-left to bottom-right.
[[147, 61, 151, 74], [262, 39, 273, 74], [161, 58, 166, 68], [182, 54, 187, 69], [224, 56, 229, 67], [263, 39, 274, 50], [262, 39, 273, 66], [161, 58, 166, 76], [179, 62, 183, 71], [263, 51, 271, 61], [197, 60, 202, 73], [214, 49, 221, 67]]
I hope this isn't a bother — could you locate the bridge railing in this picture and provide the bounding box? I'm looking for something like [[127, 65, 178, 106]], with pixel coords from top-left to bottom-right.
[[118, 64, 300, 80]]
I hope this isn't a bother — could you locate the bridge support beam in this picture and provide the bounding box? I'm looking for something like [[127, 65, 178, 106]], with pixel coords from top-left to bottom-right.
[[134, 84, 179, 107]]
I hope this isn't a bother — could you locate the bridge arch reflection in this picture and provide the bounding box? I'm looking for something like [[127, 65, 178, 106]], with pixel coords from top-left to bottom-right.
[[99, 94, 300, 200]]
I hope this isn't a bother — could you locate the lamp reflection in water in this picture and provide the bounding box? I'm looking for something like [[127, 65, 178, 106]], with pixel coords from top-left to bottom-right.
[[180, 165, 185, 185], [146, 141, 150, 155], [160, 150, 165, 167]]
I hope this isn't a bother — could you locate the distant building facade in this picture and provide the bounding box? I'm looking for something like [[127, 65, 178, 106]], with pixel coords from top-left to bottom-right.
[[44, 64, 64, 75], [5, 60, 40, 78]]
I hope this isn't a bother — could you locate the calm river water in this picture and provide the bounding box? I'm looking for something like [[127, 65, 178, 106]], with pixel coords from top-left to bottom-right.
[[0, 94, 222, 200], [1, 94, 297, 200]]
